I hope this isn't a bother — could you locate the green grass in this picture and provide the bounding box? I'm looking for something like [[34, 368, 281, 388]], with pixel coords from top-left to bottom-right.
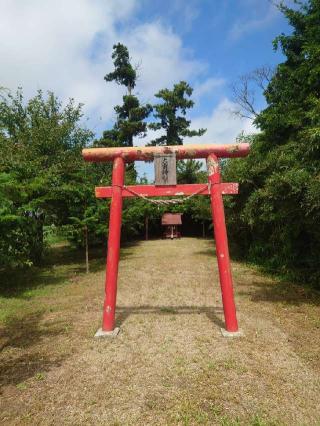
[[0, 243, 104, 325], [171, 399, 280, 426]]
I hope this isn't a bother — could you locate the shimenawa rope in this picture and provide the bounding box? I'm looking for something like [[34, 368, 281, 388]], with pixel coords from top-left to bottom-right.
[[112, 183, 212, 205]]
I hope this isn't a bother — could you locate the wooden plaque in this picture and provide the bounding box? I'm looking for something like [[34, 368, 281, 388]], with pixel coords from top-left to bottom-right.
[[154, 153, 177, 186]]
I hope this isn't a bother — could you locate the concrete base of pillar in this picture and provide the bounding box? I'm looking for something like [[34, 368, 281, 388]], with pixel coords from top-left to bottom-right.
[[94, 327, 120, 338], [220, 328, 243, 338]]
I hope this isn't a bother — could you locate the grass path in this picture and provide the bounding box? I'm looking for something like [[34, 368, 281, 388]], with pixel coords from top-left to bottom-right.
[[1, 238, 320, 425]]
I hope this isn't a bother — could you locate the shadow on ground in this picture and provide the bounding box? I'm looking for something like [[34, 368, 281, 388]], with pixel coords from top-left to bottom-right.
[[195, 240, 320, 308], [0, 241, 139, 299], [0, 310, 71, 352], [115, 305, 225, 329], [239, 278, 320, 307], [0, 310, 70, 386], [0, 245, 103, 298], [192, 239, 216, 258], [0, 351, 66, 387]]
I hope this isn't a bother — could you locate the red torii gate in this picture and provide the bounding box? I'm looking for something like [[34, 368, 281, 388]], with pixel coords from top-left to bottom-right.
[[82, 143, 250, 337]]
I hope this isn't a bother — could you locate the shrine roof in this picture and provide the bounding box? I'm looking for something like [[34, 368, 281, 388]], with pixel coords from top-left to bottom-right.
[[161, 213, 182, 225]]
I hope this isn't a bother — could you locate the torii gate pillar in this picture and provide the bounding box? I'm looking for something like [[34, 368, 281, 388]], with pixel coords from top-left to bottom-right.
[[207, 154, 239, 333], [102, 157, 125, 333]]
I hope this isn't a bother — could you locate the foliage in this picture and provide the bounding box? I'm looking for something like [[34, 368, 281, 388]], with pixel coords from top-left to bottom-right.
[[0, 175, 43, 268], [102, 43, 152, 149], [101, 43, 152, 182], [224, 0, 320, 286], [104, 43, 137, 95], [98, 44, 209, 238], [0, 89, 102, 268], [177, 159, 207, 184], [113, 95, 152, 148], [149, 81, 206, 146], [256, 1, 320, 144], [0, 42, 213, 272]]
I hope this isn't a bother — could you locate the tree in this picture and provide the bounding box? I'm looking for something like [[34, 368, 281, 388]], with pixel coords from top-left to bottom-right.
[[146, 81, 207, 236], [104, 43, 136, 95], [113, 96, 152, 148], [100, 43, 152, 183], [225, 0, 320, 286], [177, 159, 206, 184], [176, 159, 210, 237], [0, 89, 96, 269], [231, 66, 274, 120], [189, 197, 211, 238], [256, 0, 320, 145], [102, 43, 152, 149], [149, 81, 206, 146]]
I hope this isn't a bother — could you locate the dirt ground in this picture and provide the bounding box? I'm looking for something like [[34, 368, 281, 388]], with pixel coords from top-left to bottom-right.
[[1, 238, 320, 425]]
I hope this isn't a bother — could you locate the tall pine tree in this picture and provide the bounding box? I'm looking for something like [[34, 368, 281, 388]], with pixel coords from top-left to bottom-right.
[[101, 43, 152, 149], [149, 81, 206, 146]]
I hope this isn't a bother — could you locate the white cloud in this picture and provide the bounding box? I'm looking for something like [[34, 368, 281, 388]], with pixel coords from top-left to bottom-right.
[[185, 98, 256, 145], [229, 2, 279, 41], [122, 22, 205, 101], [0, 0, 135, 122], [193, 77, 225, 100], [135, 98, 256, 179], [0, 0, 208, 133], [135, 99, 255, 150], [0, 0, 258, 163]]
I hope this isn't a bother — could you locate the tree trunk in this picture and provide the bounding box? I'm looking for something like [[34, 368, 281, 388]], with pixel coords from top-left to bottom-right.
[[145, 216, 149, 241], [202, 221, 205, 238], [85, 225, 89, 273]]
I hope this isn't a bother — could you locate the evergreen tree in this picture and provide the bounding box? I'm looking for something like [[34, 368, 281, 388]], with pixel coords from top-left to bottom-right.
[[149, 81, 206, 146], [101, 43, 152, 149], [104, 43, 136, 95], [177, 160, 210, 237], [177, 159, 206, 184], [224, 0, 320, 285], [256, 0, 320, 147]]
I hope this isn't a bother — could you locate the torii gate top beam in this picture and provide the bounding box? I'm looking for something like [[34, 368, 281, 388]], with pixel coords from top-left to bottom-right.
[[82, 143, 250, 163]]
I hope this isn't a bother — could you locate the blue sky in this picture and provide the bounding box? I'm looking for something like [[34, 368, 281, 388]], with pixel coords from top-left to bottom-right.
[[0, 0, 293, 176], [133, 0, 291, 117]]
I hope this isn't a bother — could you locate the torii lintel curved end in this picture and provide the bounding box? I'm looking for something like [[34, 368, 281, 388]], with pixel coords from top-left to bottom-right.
[[82, 143, 250, 163]]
